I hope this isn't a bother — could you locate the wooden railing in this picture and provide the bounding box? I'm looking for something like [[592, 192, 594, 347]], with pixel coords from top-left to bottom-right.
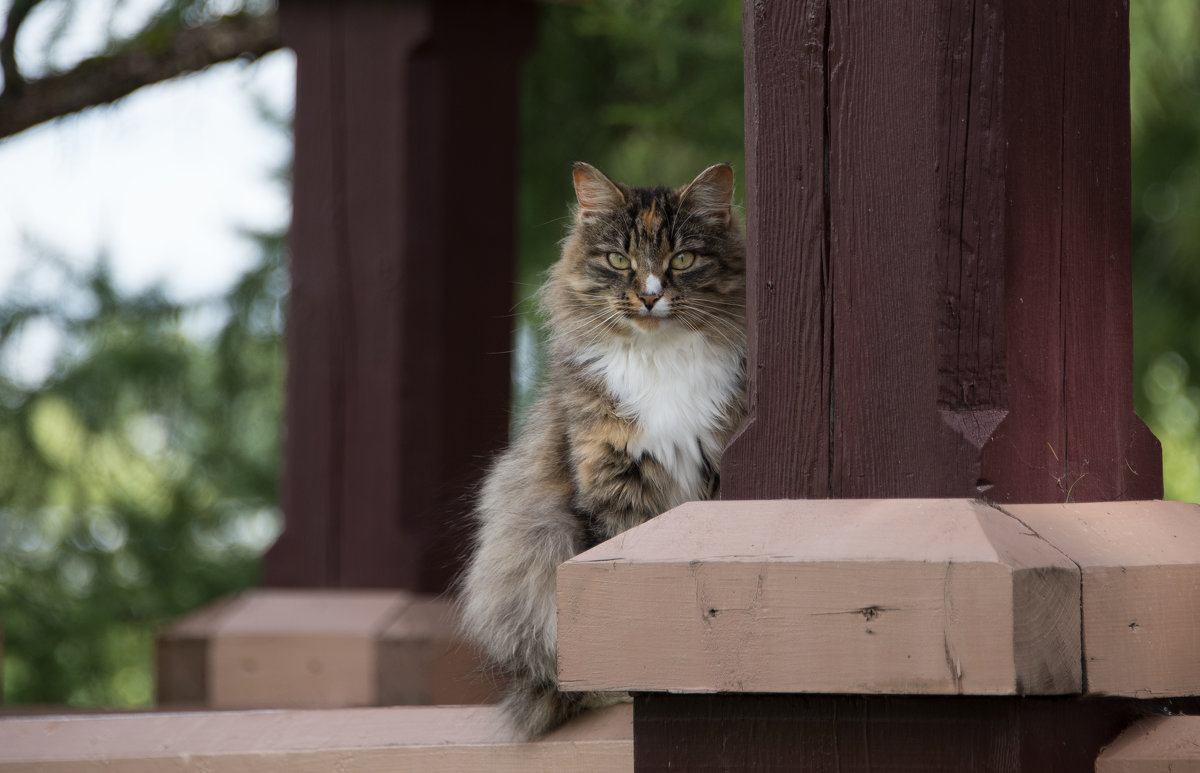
[[0, 704, 633, 771], [557, 498, 1200, 769]]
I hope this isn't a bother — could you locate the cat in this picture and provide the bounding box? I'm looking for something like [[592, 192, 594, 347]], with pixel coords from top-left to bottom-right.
[[458, 162, 747, 737]]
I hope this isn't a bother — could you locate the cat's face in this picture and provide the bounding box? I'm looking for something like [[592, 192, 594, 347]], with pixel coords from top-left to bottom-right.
[[547, 163, 746, 348]]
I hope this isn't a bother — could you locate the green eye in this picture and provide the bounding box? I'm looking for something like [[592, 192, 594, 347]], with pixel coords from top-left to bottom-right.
[[606, 252, 631, 270], [671, 251, 696, 270]]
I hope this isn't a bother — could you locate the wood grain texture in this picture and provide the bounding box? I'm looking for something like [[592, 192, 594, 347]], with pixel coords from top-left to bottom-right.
[[977, 0, 1069, 504], [266, 0, 533, 592], [1056, 1, 1161, 503], [1004, 501, 1200, 697], [0, 703, 633, 772], [723, 0, 831, 499], [726, 0, 1161, 503], [557, 499, 1080, 695], [981, 0, 1162, 503], [935, 0, 1006, 419], [825, 1, 993, 497], [1096, 716, 1200, 772]]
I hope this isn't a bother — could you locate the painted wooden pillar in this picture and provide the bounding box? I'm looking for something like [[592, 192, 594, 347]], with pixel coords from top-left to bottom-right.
[[636, 0, 1170, 769], [722, 0, 1162, 504], [264, 0, 535, 592]]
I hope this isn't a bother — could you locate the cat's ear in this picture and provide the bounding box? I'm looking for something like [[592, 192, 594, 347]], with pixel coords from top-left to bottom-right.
[[573, 162, 625, 219], [679, 163, 735, 227]]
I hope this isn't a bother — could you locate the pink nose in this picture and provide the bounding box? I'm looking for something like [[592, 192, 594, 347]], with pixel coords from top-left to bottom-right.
[[639, 294, 660, 309]]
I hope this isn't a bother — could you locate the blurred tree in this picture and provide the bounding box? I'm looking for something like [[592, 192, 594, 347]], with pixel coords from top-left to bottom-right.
[[1130, 0, 1200, 502], [0, 236, 286, 705]]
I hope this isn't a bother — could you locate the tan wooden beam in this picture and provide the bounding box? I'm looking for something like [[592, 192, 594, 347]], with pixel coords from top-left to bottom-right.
[[0, 704, 632, 772], [1095, 716, 1200, 772], [558, 499, 1082, 695], [1004, 500, 1200, 697], [158, 588, 495, 709], [207, 589, 405, 708]]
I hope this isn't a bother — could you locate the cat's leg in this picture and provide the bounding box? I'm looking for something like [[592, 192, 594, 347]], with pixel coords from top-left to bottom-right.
[[568, 419, 674, 538]]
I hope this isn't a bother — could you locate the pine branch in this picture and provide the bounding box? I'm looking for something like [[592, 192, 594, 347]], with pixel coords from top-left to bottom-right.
[[0, 10, 281, 141]]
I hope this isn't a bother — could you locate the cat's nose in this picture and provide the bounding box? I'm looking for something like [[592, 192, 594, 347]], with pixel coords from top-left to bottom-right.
[[639, 293, 661, 310]]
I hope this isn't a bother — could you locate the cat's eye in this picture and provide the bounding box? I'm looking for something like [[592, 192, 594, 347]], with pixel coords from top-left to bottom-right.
[[606, 252, 632, 270], [670, 251, 696, 270]]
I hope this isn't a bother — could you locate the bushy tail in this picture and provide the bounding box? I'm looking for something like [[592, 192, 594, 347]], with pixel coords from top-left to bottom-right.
[[503, 678, 586, 739], [503, 678, 630, 739]]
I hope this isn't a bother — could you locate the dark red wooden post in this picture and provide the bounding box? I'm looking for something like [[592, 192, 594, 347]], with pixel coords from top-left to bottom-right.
[[638, 0, 1171, 769], [722, 0, 1162, 504], [264, 1, 535, 592]]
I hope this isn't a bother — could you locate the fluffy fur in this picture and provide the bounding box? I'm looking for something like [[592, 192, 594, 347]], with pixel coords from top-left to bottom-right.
[[458, 162, 747, 737]]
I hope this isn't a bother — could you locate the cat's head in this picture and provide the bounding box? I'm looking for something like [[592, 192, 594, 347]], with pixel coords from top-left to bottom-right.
[[544, 162, 746, 352]]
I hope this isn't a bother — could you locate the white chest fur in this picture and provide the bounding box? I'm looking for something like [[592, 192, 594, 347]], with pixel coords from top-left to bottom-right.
[[578, 328, 742, 504]]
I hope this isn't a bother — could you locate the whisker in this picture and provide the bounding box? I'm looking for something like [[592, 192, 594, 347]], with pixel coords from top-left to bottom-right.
[[685, 296, 746, 309], [680, 301, 746, 328], [676, 306, 744, 351]]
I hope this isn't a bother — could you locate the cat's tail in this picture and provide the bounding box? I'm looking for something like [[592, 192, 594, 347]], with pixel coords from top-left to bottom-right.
[[503, 678, 583, 739], [504, 678, 630, 740]]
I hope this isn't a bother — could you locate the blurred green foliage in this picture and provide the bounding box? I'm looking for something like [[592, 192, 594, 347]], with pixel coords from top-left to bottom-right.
[[1130, 0, 1200, 502], [0, 239, 285, 705], [0, 0, 1197, 708]]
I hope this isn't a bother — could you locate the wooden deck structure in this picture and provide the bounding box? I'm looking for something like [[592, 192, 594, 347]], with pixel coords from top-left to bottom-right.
[[559, 498, 1200, 769], [4, 0, 1198, 770]]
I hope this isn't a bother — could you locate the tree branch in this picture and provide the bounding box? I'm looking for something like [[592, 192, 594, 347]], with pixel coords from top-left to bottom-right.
[[0, 10, 281, 141], [1, 0, 45, 99]]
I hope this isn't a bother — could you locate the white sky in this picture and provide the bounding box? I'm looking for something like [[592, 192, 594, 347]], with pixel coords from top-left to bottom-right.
[[0, 54, 294, 297], [0, 1, 295, 383]]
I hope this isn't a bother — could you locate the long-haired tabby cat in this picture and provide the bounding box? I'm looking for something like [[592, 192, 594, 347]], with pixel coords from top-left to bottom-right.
[[459, 162, 746, 737]]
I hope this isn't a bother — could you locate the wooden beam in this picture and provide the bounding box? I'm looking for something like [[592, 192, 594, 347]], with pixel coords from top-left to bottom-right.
[[559, 499, 1200, 698], [157, 589, 495, 709], [634, 694, 1200, 772], [1004, 501, 1200, 697], [1096, 716, 1200, 772], [207, 589, 404, 709], [572, 499, 1200, 771], [558, 499, 1081, 695], [0, 704, 632, 772]]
